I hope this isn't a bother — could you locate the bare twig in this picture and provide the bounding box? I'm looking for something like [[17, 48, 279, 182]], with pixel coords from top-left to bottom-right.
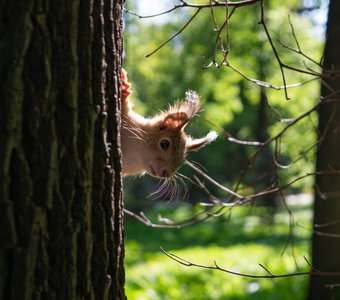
[[185, 160, 243, 199], [315, 218, 340, 228], [145, 8, 202, 58], [124, 204, 226, 229], [225, 62, 320, 90], [277, 15, 322, 67], [124, 0, 261, 19], [298, 222, 340, 239], [258, 0, 289, 99], [160, 248, 340, 278]]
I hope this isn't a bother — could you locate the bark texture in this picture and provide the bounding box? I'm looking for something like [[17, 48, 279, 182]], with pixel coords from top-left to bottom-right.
[[307, 1, 340, 299], [0, 0, 125, 299]]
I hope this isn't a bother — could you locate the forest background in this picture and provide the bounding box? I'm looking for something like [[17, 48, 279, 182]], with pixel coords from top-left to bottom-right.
[[123, 0, 324, 207], [122, 0, 333, 299]]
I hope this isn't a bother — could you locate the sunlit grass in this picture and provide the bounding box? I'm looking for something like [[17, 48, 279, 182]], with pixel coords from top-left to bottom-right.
[[124, 203, 312, 299]]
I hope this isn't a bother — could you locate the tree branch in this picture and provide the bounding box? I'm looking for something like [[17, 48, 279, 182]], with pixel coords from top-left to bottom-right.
[[160, 248, 340, 278]]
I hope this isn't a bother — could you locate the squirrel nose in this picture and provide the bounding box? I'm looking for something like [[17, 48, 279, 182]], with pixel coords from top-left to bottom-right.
[[162, 170, 168, 178]]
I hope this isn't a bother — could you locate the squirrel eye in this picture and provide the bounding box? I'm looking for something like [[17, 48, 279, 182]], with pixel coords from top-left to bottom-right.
[[160, 139, 170, 151]]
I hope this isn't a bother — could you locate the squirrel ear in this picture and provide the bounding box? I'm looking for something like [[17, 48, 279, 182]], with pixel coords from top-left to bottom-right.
[[159, 112, 189, 131], [186, 131, 218, 152], [159, 90, 201, 131]]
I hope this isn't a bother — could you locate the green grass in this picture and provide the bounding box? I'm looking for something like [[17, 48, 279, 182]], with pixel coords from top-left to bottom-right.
[[124, 203, 312, 299]]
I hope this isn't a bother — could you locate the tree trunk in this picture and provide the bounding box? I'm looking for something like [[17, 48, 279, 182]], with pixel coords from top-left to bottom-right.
[[307, 1, 340, 299], [255, 84, 277, 214], [0, 0, 125, 299]]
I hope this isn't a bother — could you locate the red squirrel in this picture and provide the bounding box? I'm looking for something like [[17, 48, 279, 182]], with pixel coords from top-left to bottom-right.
[[121, 69, 217, 179]]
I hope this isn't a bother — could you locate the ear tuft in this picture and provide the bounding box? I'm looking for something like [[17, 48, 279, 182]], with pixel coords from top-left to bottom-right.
[[186, 130, 218, 152], [183, 90, 201, 118], [185, 90, 200, 105], [167, 90, 201, 120], [205, 130, 218, 143]]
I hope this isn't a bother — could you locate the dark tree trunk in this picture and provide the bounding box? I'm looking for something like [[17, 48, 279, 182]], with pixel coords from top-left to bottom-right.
[[254, 56, 277, 212], [255, 84, 277, 213], [0, 0, 125, 299], [307, 1, 340, 299]]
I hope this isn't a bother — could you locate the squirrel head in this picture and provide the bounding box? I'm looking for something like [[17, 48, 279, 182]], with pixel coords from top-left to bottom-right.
[[140, 90, 217, 179]]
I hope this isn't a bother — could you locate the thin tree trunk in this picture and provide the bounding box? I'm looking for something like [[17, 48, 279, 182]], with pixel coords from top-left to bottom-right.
[[0, 0, 125, 299], [255, 84, 277, 214], [307, 1, 340, 299]]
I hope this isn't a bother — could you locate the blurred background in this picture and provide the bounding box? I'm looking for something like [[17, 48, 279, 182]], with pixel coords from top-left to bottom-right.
[[122, 0, 328, 299]]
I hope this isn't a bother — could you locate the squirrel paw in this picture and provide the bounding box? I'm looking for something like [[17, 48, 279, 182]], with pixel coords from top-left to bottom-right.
[[122, 68, 132, 99]]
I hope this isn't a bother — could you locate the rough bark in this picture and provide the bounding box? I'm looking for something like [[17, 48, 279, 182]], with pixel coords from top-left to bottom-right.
[[0, 0, 125, 299], [307, 1, 340, 299]]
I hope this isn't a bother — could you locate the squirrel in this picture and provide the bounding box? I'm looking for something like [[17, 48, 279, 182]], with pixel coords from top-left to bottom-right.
[[121, 69, 217, 179]]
